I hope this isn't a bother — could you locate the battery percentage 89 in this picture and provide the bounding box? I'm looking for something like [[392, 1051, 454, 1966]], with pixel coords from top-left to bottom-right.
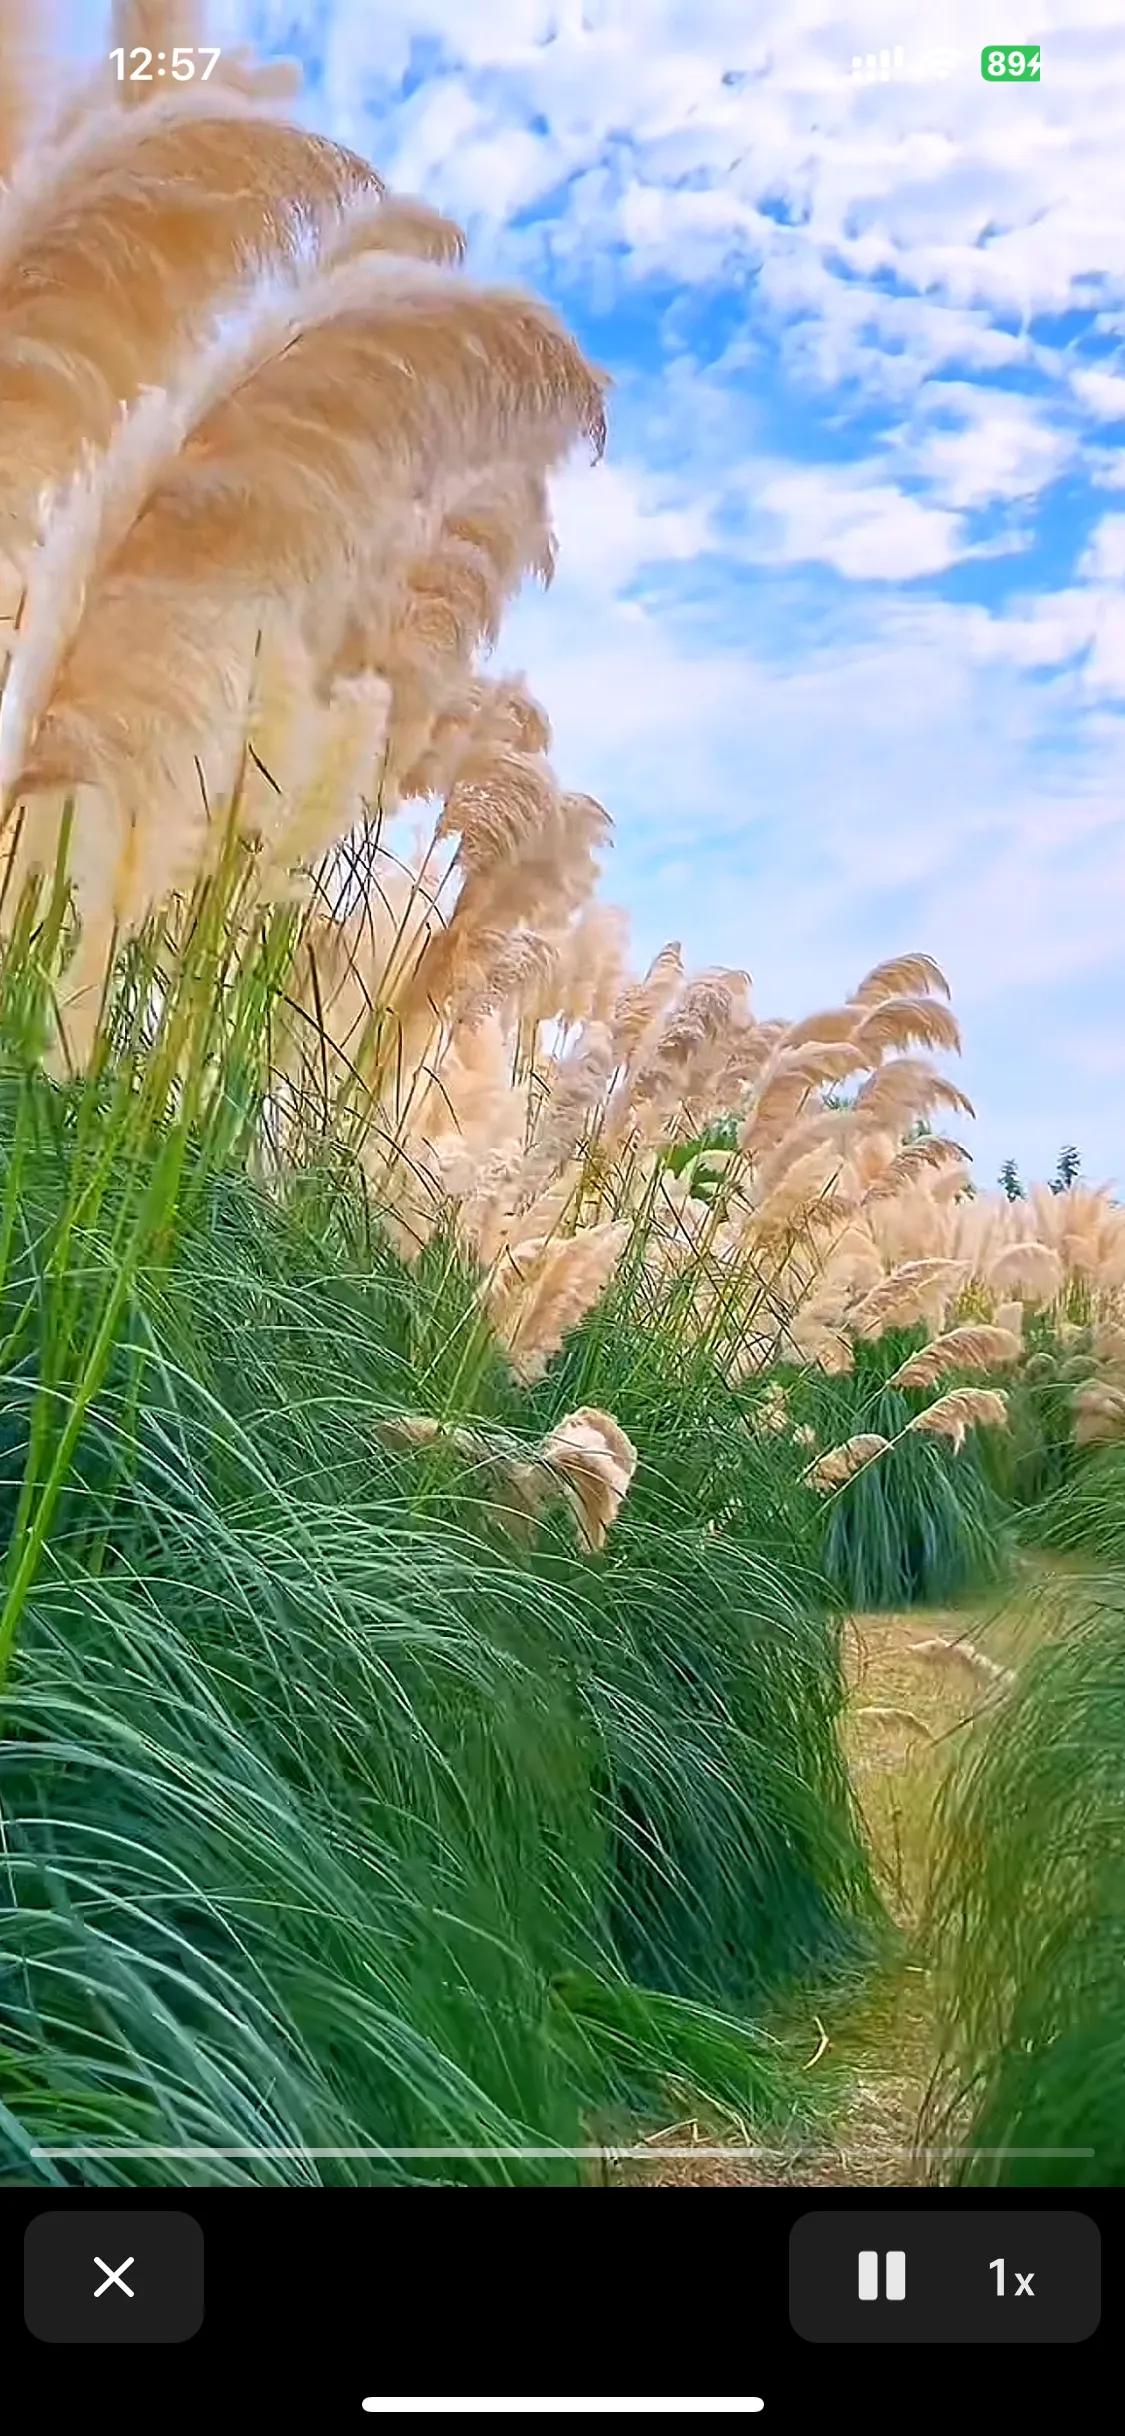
[[981, 46, 1041, 80]]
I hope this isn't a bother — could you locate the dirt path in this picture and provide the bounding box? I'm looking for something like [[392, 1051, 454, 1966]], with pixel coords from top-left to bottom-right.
[[619, 1566, 1069, 2188]]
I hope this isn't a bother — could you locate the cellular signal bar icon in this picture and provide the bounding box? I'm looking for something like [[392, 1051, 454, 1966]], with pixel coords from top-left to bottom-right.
[[851, 47, 905, 82], [858, 2248, 906, 2301]]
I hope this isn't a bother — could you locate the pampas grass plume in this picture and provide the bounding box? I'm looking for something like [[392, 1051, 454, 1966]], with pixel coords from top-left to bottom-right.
[[805, 1433, 891, 1489], [905, 1387, 1009, 1454], [888, 1324, 1022, 1391]]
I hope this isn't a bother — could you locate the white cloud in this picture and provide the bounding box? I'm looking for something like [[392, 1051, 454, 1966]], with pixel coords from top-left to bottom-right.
[[903, 386, 1074, 511], [748, 465, 964, 578], [1079, 512, 1125, 582], [962, 589, 1099, 671], [543, 458, 715, 588], [1072, 366, 1125, 424], [1082, 594, 1125, 694]]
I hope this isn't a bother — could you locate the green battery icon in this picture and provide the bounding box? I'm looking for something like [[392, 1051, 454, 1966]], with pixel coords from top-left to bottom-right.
[[981, 45, 1041, 80]]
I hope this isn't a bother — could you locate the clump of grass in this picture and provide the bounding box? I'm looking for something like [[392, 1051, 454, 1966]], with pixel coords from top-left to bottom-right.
[[1033, 1446, 1125, 1562], [926, 1572, 1125, 2186], [525, 1302, 876, 2001], [787, 1335, 1013, 1611], [975, 1313, 1096, 1521]]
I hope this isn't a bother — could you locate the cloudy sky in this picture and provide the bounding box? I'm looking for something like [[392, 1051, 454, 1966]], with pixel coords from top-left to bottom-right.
[[78, 4, 1125, 1186]]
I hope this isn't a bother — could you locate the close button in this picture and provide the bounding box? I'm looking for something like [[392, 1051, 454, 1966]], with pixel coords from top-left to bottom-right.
[[24, 2210, 204, 2344]]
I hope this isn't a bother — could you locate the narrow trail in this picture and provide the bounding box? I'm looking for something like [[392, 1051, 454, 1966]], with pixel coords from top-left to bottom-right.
[[620, 1566, 1071, 2189]]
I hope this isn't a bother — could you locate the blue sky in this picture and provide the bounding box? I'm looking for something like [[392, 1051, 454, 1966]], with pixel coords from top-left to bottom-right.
[[73, 4, 1125, 1187]]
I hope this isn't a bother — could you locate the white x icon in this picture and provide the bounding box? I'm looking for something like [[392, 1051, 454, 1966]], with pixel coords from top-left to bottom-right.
[[94, 2255, 135, 2300]]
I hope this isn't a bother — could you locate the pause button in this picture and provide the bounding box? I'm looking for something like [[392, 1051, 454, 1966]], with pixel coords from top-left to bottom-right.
[[859, 2250, 906, 2301]]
